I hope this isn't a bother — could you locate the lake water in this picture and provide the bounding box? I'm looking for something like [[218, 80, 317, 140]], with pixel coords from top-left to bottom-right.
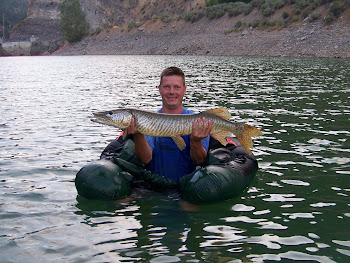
[[0, 55, 349, 262]]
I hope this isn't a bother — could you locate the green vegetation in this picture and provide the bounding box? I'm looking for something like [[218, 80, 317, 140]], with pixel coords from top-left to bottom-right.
[[160, 14, 172, 23], [182, 1, 254, 22], [180, 0, 350, 30], [127, 21, 145, 30], [206, 0, 251, 6], [115, 0, 349, 34], [60, 0, 89, 43]]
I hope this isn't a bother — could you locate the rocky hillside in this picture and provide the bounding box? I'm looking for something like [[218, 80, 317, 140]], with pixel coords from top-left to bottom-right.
[[6, 0, 350, 57], [81, 0, 204, 29], [54, 14, 350, 58], [9, 0, 203, 42], [9, 0, 62, 41]]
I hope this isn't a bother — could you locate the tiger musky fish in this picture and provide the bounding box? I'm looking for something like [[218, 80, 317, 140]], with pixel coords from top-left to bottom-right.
[[92, 107, 262, 154]]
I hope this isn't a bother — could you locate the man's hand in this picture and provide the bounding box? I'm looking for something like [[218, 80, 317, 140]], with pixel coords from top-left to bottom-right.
[[190, 117, 212, 164], [126, 118, 139, 135], [191, 117, 212, 141]]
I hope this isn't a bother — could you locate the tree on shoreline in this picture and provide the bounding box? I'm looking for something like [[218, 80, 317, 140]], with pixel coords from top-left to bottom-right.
[[60, 0, 89, 43]]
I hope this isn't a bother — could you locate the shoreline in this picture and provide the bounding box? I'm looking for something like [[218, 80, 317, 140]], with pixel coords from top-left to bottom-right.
[[54, 17, 350, 58]]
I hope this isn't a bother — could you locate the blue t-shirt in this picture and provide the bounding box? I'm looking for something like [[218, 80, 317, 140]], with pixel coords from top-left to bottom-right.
[[146, 108, 210, 182]]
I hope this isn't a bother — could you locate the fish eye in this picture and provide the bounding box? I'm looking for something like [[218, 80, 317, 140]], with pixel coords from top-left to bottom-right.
[[108, 111, 113, 115]]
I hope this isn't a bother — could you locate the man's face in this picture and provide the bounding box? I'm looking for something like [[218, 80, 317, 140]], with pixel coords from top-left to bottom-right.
[[158, 75, 186, 111]]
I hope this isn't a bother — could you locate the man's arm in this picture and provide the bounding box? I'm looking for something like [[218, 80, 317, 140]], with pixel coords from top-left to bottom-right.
[[127, 118, 152, 164], [190, 117, 212, 164]]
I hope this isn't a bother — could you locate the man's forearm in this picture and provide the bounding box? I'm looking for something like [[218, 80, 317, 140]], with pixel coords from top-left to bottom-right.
[[134, 133, 152, 164], [190, 138, 207, 165]]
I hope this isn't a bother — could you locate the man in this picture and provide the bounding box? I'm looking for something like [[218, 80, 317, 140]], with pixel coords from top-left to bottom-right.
[[127, 67, 212, 182]]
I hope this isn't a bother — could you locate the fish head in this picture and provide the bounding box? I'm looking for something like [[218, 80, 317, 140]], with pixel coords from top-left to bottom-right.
[[92, 109, 132, 129]]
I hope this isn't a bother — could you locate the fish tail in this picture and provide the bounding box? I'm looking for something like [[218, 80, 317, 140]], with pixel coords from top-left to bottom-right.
[[235, 124, 262, 154]]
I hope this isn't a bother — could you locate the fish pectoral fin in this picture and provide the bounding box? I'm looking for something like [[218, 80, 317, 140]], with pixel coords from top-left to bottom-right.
[[210, 131, 231, 146], [204, 107, 231, 120], [171, 136, 186, 151]]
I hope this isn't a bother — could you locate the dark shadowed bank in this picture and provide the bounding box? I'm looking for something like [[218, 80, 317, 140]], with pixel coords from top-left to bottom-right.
[[54, 16, 349, 58]]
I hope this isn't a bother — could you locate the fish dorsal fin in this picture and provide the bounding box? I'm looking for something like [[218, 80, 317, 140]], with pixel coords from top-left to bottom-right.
[[204, 107, 231, 120]]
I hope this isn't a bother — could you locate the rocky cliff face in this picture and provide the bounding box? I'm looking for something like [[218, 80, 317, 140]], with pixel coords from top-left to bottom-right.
[[7, 0, 203, 54], [27, 0, 62, 19], [81, 0, 204, 29], [10, 0, 63, 41], [10, 0, 204, 42]]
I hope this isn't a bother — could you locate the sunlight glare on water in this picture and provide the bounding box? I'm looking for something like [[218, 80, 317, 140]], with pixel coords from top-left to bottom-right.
[[0, 55, 349, 262]]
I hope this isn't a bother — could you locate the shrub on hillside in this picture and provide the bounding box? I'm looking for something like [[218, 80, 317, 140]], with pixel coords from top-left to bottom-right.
[[206, 0, 251, 6], [282, 11, 289, 19], [206, 4, 226, 19], [128, 21, 137, 30], [249, 19, 261, 28], [244, 4, 254, 15], [261, 18, 277, 27], [301, 6, 313, 18], [235, 20, 243, 28], [329, 1, 346, 17], [251, 0, 287, 17], [250, 0, 265, 8], [261, 4, 274, 16], [227, 2, 249, 17], [182, 11, 205, 22], [206, 0, 219, 6], [160, 14, 172, 23], [324, 13, 335, 24], [309, 12, 321, 22]]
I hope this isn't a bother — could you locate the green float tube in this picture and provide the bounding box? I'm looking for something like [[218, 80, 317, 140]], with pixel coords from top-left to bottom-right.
[[75, 135, 258, 204]]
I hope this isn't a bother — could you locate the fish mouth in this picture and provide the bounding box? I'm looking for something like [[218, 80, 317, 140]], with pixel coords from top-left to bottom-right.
[[92, 111, 116, 125], [91, 111, 108, 123], [93, 111, 111, 118]]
